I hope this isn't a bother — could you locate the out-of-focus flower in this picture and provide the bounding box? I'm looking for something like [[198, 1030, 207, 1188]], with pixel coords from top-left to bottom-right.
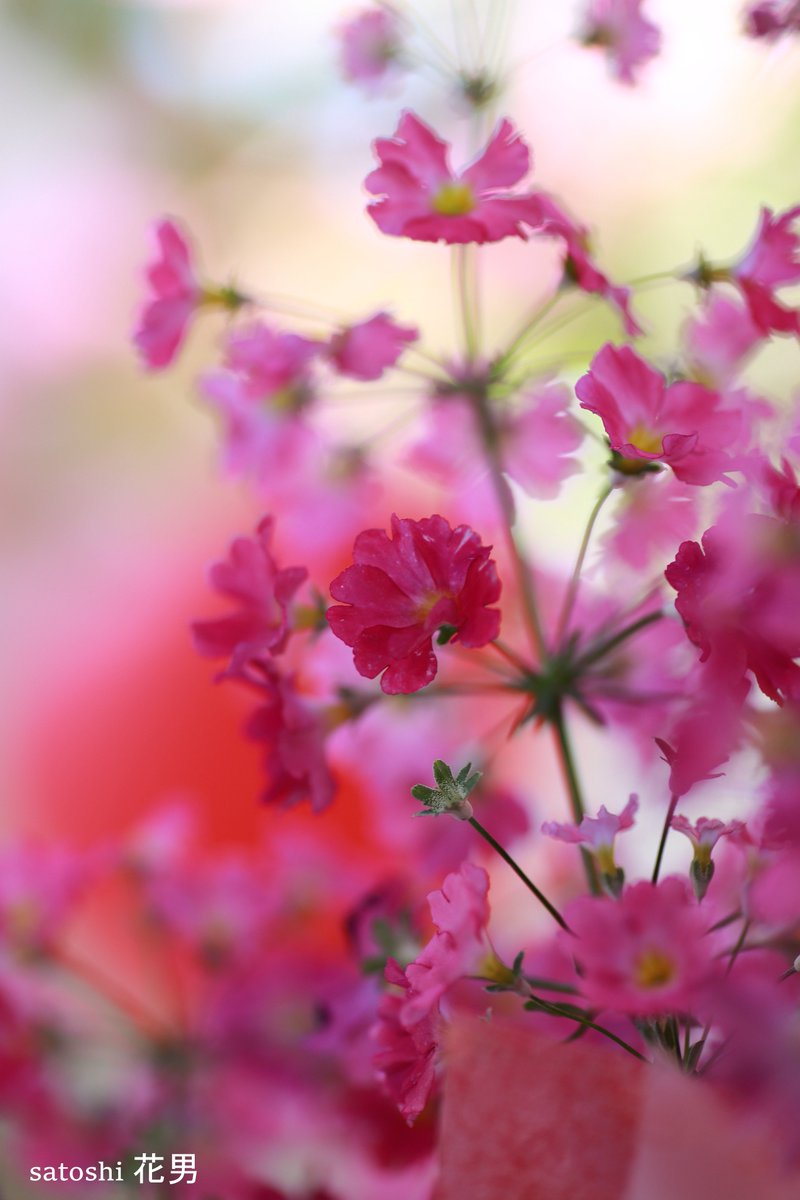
[[534, 194, 641, 334], [745, 1, 800, 40], [682, 294, 762, 388], [730, 206, 800, 336], [373, 958, 439, 1124], [133, 219, 202, 370], [580, 0, 661, 85], [564, 878, 716, 1015], [365, 112, 542, 245], [327, 514, 501, 694], [602, 472, 699, 571], [336, 6, 406, 92], [576, 343, 742, 484], [327, 312, 418, 381], [192, 517, 307, 672], [543, 794, 638, 878]]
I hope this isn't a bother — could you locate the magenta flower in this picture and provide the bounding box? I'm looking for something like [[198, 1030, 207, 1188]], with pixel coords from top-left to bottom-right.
[[565, 878, 716, 1015], [728, 206, 800, 337], [682, 294, 762, 388], [336, 6, 405, 92], [365, 112, 543, 245], [535, 193, 641, 335], [327, 514, 501, 694], [192, 517, 307, 672], [373, 959, 438, 1125], [576, 343, 742, 485], [542, 795, 638, 876], [666, 512, 800, 704], [133, 219, 202, 370], [581, 0, 661, 85], [327, 311, 418, 381], [245, 661, 335, 813]]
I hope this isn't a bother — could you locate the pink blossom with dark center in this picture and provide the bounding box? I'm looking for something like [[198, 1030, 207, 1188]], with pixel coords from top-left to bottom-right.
[[245, 661, 335, 813], [337, 7, 405, 92], [327, 513, 501, 694], [581, 0, 661, 85], [542, 795, 638, 875], [534, 193, 641, 335], [564, 878, 717, 1015], [373, 958, 438, 1124], [327, 312, 419, 381], [365, 112, 543, 245], [576, 343, 742, 485], [192, 517, 307, 672], [728, 205, 800, 336], [133, 219, 202, 370]]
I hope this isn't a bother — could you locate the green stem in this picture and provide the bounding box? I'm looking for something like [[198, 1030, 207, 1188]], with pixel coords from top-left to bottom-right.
[[555, 483, 614, 644], [575, 610, 664, 670], [494, 293, 562, 375], [652, 793, 679, 884], [724, 918, 752, 977], [528, 994, 648, 1062], [552, 704, 600, 894], [468, 817, 570, 931], [455, 245, 479, 363]]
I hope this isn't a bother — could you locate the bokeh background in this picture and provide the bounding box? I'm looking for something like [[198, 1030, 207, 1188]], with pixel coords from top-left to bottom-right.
[[1, 0, 799, 1193]]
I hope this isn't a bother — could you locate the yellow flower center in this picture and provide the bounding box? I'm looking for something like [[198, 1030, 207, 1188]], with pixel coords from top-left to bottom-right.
[[627, 424, 663, 455], [415, 590, 449, 621], [432, 181, 476, 217], [633, 947, 676, 989]]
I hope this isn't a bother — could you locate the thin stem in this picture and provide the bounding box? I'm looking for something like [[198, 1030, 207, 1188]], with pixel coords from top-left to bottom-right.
[[488, 637, 530, 673], [494, 293, 562, 374], [724, 918, 752, 977], [527, 993, 648, 1062], [468, 817, 570, 931], [575, 610, 664, 670], [455, 245, 479, 363], [552, 704, 600, 894], [555, 483, 614, 644], [652, 794, 680, 884]]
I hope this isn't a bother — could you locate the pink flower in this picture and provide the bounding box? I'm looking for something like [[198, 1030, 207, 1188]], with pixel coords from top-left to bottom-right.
[[192, 517, 307, 672], [245, 661, 336, 813], [603, 473, 699, 571], [133, 218, 203, 370], [655, 660, 750, 798], [682, 294, 762, 388], [564, 878, 716, 1015], [373, 959, 438, 1124], [542, 795, 638, 876], [401, 862, 491, 1026], [666, 512, 800, 703], [576, 343, 742, 485], [745, 2, 800, 39], [365, 112, 542, 245], [670, 815, 746, 864], [728, 205, 800, 336], [327, 514, 501, 694], [327, 312, 418, 380], [337, 7, 405, 92], [535, 193, 641, 335], [581, 0, 661, 85]]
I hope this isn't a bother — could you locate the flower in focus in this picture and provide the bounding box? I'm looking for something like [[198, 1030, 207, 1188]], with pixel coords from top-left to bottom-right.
[[535, 193, 642, 335], [576, 343, 742, 484], [327, 312, 419, 381], [365, 112, 542, 245], [327, 513, 501, 694], [192, 516, 308, 673], [564, 878, 715, 1015], [580, 0, 661, 85], [133, 219, 202, 370], [337, 6, 405, 92], [542, 795, 638, 891]]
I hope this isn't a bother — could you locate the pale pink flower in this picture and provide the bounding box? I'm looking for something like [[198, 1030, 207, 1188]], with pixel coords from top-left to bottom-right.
[[542, 795, 638, 875], [327, 312, 418, 380], [337, 6, 405, 92], [535, 193, 641, 335], [365, 112, 542, 245], [581, 0, 661, 85], [682, 294, 762, 388], [133, 219, 201, 370], [576, 343, 742, 485], [564, 878, 716, 1015], [192, 516, 307, 672], [670, 816, 746, 865], [603, 473, 699, 571], [401, 863, 491, 1027]]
